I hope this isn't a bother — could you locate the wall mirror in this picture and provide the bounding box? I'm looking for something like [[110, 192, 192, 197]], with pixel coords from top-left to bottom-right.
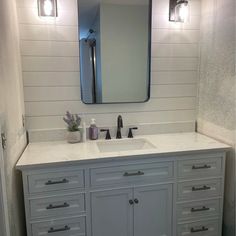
[[79, 0, 151, 104]]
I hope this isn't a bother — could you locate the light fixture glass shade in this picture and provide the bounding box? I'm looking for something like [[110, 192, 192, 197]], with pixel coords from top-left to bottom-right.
[[174, 0, 189, 22], [38, 0, 57, 17]]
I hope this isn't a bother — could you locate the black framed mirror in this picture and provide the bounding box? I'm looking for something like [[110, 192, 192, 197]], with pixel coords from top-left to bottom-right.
[[79, 0, 152, 104]]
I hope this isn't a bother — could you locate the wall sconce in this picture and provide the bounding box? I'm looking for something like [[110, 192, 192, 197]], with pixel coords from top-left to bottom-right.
[[169, 0, 189, 22], [38, 0, 58, 17]]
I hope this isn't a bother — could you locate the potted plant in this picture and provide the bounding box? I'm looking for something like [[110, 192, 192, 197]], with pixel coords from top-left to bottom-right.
[[63, 111, 81, 143]]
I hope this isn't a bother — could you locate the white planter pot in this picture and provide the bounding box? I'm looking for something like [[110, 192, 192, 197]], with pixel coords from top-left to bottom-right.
[[67, 131, 81, 143]]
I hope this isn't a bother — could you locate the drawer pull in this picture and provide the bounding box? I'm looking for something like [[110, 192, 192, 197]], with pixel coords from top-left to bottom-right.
[[192, 164, 211, 170], [192, 185, 211, 191], [191, 226, 208, 233], [191, 206, 210, 212], [46, 202, 70, 210], [123, 171, 144, 177], [45, 178, 69, 185], [48, 225, 70, 233]]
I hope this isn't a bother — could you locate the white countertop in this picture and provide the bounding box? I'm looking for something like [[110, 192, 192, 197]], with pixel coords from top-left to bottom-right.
[[16, 132, 231, 170]]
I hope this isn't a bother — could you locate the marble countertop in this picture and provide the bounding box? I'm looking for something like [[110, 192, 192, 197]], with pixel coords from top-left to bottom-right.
[[16, 132, 231, 170]]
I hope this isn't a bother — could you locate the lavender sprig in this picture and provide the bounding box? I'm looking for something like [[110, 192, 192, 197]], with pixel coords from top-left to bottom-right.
[[66, 111, 73, 121], [75, 114, 81, 126], [63, 111, 81, 132]]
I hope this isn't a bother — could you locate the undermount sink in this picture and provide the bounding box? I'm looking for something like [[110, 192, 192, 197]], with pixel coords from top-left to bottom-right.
[[96, 138, 156, 153]]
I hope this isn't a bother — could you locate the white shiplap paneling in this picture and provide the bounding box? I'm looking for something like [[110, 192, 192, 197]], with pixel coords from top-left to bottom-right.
[[151, 84, 197, 98], [21, 41, 79, 56], [17, 0, 201, 138], [22, 56, 79, 72], [19, 24, 78, 41], [25, 97, 196, 116], [26, 110, 196, 130], [152, 14, 200, 30], [18, 7, 78, 26], [151, 71, 198, 84], [152, 43, 199, 57], [152, 58, 198, 71], [152, 29, 200, 44], [23, 72, 80, 86], [24, 86, 81, 101]]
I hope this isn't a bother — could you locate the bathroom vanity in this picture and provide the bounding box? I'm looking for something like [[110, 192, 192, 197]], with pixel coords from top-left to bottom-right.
[[16, 133, 230, 236]]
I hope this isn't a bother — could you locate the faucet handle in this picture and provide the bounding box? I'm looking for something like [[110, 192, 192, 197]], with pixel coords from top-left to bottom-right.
[[100, 129, 111, 140], [128, 127, 138, 138]]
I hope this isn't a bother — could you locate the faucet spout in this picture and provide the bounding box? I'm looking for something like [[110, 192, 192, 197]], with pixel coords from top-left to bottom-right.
[[116, 115, 123, 139]]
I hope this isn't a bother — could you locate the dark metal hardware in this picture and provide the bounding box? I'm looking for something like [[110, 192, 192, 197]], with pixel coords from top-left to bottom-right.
[[116, 115, 123, 139], [1, 132, 7, 150], [129, 200, 134, 205], [123, 171, 144, 177], [191, 206, 210, 212], [46, 202, 70, 210], [192, 185, 211, 192], [48, 225, 70, 233], [134, 199, 139, 204], [45, 178, 69, 185], [100, 129, 111, 140], [190, 226, 208, 233], [127, 127, 138, 138], [169, 0, 178, 21], [192, 164, 211, 170]]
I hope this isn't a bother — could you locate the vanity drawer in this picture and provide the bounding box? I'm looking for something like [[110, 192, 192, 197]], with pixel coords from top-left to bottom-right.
[[29, 193, 85, 218], [177, 219, 219, 236], [178, 157, 222, 178], [90, 161, 174, 187], [177, 199, 221, 222], [31, 216, 86, 236], [28, 169, 85, 194], [177, 179, 221, 200]]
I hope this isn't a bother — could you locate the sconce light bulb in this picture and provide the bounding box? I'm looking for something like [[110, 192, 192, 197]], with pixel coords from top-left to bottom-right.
[[179, 3, 189, 21], [44, 0, 53, 16], [174, 0, 189, 22]]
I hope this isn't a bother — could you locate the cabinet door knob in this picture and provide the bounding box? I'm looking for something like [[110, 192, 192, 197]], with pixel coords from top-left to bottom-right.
[[134, 199, 139, 204], [129, 200, 134, 205]]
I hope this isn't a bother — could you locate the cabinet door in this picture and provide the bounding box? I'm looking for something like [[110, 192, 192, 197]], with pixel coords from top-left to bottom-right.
[[91, 188, 133, 236], [134, 184, 172, 236]]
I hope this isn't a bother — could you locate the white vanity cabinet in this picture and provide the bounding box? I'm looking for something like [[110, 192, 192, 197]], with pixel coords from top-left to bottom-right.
[[133, 184, 172, 236], [91, 184, 172, 236], [91, 188, 133, 236], [19, 151, 226, 236]]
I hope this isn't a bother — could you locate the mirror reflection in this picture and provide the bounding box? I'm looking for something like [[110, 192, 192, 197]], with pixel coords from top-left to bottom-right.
[[79, 0, 151, 104]]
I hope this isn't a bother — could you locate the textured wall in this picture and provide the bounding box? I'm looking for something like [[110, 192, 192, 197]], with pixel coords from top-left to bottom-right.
[[197, 0, 236, 235], [0, 0, 27, 235], [16, 0, 201, 141]]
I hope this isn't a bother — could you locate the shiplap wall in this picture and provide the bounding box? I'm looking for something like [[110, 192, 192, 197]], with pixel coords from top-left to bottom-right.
[[16, 0, 201, 138]]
